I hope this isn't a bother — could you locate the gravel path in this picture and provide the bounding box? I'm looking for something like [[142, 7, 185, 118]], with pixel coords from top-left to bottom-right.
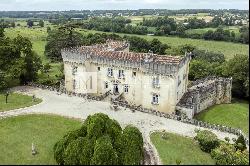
[[1, 86, 240, 165]]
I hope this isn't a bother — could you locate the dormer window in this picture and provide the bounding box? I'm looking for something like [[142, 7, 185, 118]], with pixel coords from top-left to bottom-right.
[[107, 68, 113, 77], [98, 67, 101, 71], [152, 76, 160, 88], [118, 70, 125, 78], [72, 66, 78, 75]]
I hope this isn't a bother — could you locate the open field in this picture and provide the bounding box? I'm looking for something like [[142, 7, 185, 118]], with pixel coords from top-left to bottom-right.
[[150, 132, 215, 165], [0, 114, 81, 164], [185, 26, 241, 37], [126, 13, 213, 24], [195, 99, 249, 135], [4, 27, 62, 83], [77, 29, 249, 59], [4, 25, 249, 61], [0, 93, 42, 112]]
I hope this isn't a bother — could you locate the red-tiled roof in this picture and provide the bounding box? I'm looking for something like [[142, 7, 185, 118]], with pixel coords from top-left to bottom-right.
[[75, 40, 182, 64]]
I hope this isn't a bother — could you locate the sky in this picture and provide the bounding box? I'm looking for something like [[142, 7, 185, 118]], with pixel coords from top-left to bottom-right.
[[0, 0, 249, 11]]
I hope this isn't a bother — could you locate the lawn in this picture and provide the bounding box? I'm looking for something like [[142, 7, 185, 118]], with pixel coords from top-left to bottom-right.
[[0, 93, 42, 112], [195, 99, 249, 135], [150, 132, 215, 165], [0, 114, 82, 165]]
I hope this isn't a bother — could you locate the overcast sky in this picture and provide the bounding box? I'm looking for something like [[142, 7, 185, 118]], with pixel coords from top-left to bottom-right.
[[0, 0, 249, 11]]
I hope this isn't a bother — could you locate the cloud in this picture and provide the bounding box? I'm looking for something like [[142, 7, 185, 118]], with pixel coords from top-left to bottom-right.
[[0, 0, 248, 11]]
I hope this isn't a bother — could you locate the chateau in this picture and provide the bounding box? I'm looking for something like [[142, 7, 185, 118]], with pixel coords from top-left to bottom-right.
[[62, 40, 191, 114], [61, 40, 232, 117]]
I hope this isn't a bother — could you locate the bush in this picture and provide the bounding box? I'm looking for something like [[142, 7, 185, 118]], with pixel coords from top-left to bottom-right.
[[122, 125, 144, 165], [86, 113, 109, 139], [211, 142, 249, 165], [53, 130, 80, 164], [194, 130, 220, 153], [91, 136, 118, 165], [64, 137, 94, 165], [235, 134, 247, 151], [53, 113, 144, 165]]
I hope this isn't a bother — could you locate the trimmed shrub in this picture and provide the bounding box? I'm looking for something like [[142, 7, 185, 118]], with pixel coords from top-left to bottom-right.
[[122, 125, 144, 165], [54, 113, 144, 165], [105, 119, 122, 143], [63, 137, 94, 165], [91, 136, 118, 165], [63, 138, 82, 165], [53, 130, 80, 164], [194, 130, 220, 153]]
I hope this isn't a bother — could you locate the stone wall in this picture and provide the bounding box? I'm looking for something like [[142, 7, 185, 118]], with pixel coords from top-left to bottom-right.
[[176, 76, 232, 118]]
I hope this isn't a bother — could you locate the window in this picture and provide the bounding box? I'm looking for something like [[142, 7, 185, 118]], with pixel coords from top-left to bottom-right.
[[118, 70, 125, 78], [105, 82, 108, 89], [73, 79, 76, 89], [98, 67, 101, 71], [132, 71, 136, 77], [152, 94, 159, 104], [152, 76, 160, 88], [72, 66, 78, 75], [124, 84, 129, 93], [178, 75, 181, 86], [107, 68, 113, 77]]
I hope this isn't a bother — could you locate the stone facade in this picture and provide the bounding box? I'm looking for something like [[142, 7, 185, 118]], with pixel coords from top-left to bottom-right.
[[176, 76, 232, 118], [61, 40, 191, 114]]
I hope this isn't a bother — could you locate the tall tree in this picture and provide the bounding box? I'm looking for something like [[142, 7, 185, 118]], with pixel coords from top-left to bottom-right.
[[39, 20, 44, 27], [45, 26, 82, 61]]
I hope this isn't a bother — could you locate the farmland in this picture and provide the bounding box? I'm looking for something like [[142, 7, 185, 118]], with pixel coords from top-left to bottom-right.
[[4, 25, 248, 61]]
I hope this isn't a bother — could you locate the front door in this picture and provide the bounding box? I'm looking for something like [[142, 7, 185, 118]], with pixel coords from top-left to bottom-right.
[[113, 84, 119, 94]]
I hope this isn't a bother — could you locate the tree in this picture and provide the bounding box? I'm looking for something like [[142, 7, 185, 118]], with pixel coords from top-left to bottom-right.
[[38, 20, 44, 27], [0, 70, 7, 91], [211, 142, 249, 165], [13, 35, 42, 84], [150, 39, 169, 55], [47, 26, 51, 33], [10, 22, 15, 28], [0, 28, 4, 38], [222, 54, 249, 98], [45, 26, 82, 61], [27, 20, 33, 28]]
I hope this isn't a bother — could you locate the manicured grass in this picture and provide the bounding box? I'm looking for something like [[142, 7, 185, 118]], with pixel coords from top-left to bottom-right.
[[151, 132, 215, 165], [195, 99, 249, 135], [0, 93, 42, 112], [0, 114, 82, 165], [77, 29, 249, 60]]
